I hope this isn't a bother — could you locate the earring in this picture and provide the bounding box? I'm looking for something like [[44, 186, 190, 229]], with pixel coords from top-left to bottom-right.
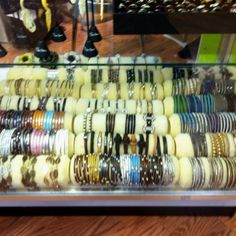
[[42, 0, 52, 32], [20, 0, 36, 33]]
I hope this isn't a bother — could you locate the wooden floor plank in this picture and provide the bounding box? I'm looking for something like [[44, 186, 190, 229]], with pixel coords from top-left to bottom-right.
[[0, 214, 234, 236]]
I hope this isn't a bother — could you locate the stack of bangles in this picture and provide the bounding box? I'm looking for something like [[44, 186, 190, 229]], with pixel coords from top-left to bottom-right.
[[179, 157, 236, 190], [164, 77, 236, 96], [74, 132, 236, 159], [71, 154, 177, 186], [164, 94, 236, 116], [175, 133, 236, 158], [3, 155, 236, 190], [0, 80, 166, 101], [0, 79, 79, 98], [0, 128, 69, 156], [169, 112, 236, 136], [0, 95, 164, 115], [0, 94, 235, 115], [0, 110, 66, 130]]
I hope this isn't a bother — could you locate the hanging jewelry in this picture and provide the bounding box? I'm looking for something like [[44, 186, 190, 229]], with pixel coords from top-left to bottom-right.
[[20, 0, 36, 33], [42, 0, 52, 32]]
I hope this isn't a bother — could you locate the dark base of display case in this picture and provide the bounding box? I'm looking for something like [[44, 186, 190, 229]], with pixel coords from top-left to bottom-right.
[[113, 13, 236, 34], [0, 207, 235, 217]]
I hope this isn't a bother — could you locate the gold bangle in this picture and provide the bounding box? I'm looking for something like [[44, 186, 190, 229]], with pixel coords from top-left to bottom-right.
[[212, 134, 221, 157], [88, 153, 93, 184], [97, 132, 102, 154], [217, 133, 227, 157], [209, 134, 217, 158]]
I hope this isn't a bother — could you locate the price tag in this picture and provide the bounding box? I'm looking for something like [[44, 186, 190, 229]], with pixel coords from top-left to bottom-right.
[[47, 70, 59, 80]]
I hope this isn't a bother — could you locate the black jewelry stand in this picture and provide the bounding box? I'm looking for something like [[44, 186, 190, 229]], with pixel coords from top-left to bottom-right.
[[51, 23, 66, 42], [34, 40, 50, 59], [82, 0, 98, 57], [89, 0, 102, 42], [0, 44, 7, 57]]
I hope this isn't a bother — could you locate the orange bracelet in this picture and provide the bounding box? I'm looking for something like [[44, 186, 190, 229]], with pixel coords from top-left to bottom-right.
[[32, 110, 39, 128], [38, 111, 45, 129], [58, 112, 64, 129]]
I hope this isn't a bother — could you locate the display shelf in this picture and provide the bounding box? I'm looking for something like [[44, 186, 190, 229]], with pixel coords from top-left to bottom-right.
[[113, 10, 236, 34], [1, 191, 236, 207]]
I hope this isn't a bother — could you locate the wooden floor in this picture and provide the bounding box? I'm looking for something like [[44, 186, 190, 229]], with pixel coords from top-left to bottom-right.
[[0, 208, 234, 235]]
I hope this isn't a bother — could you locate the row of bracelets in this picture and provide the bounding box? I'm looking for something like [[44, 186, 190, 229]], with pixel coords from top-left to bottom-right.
[[166, 77, 235, 96], [1, 80, 165, 100], [0, 95, 235, 116], [0, 128, 68, 157], [75, 131, 236, 158], [1, 155, 236, 190], [0, 128, 235, 159], [0, 110, 234, 137], [7, 60, 236, 82], [1, 79, 235, 101], [0, 96, 164, 115]]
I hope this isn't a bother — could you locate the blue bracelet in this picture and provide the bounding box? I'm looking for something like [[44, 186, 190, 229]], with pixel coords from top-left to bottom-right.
[[137, 155, 140, 184], [44, 111, 54, 130]]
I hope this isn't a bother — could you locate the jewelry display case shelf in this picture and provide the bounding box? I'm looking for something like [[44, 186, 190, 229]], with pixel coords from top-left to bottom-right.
[[2, 191, 236, 207], [113, 11, 236, 34]]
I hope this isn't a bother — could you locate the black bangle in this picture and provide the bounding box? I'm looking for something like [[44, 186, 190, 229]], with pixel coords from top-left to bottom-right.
[[108, 113, 112, 133], [128, 115, 132, 134], [138, 70, 142, 83], [57, 98, 62, 112], [21, 128, 28, 154], [132, 115, 136, 134], [108, 133, 113, 156], [17, 97, 22, 110], [84, 133, 88, 156], [53, 98, 57, 111], [90, 131, 95, 154], [127, 69, 135, 83], [157, 155, 163, 185], [105, 113, 109, 133], [150, 71, 154, 83], [123, 134, 130, 155], [62, 98, 67, 112], [163, 136, 168, 155], [111, 114, 116, 134], [23, 97, 27, 110], [125, 114, 129, 134], [104, 132, 108, 154], [114, 133, 122, 156], [157, 136, 161, 156], [145, 133, 149, 156], [138, 134, 145, 155], [144, 69, 148, 83], [12, 111, 18, 129]]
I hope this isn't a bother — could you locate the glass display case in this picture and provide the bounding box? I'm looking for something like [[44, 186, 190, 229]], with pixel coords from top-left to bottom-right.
[[0, 0, 235, 207]]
